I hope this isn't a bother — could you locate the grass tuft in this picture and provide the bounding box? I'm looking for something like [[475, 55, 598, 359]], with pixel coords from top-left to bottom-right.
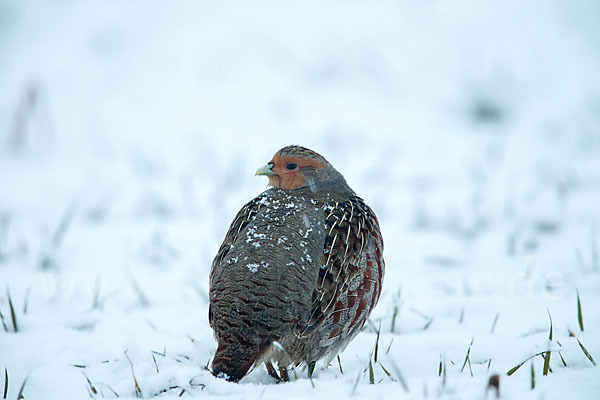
[[460, 338, 474, 377], [576, 339, 596, 366]]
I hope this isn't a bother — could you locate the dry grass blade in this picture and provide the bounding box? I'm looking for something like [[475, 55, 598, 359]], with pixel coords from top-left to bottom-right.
[[576, 339, 596, 366], [337, 355, 343, 375], [577, 290, 584, 332], [124, 351, 142, 398], [438, 355, 442, 377]]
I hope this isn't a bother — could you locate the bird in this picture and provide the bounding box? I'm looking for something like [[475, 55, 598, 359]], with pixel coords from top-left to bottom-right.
[[208, 145, 385, 382]]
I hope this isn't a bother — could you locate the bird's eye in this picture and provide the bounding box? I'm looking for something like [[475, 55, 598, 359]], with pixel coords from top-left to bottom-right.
[[286, 163, 297, 170]]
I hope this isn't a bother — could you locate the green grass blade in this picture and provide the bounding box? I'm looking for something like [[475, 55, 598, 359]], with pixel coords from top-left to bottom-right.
[[506, 351, 547, 376], [3, 368, 8, 400], [307, 360, 316, 379], [7, 290, 18, 332], [391, 306, 398, 333], [530, 360, 535, 390], [577, 339, 597, 366], [337, 355, 343, 375], [368, 359, 374, 384], [543, 310, 552, 376], [16, 375, 28, 400], [378, 362, 392, 377], [558, 351, 567, 367], [577, 290, 584, 332], [374, 321, 381, 363], [490, 313, 499, 334], [0, 310, 8, 332], [460, 338, 474, 373]]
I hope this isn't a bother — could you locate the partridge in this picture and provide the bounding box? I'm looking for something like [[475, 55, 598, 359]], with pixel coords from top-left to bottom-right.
[[209, 145, 384, 382]]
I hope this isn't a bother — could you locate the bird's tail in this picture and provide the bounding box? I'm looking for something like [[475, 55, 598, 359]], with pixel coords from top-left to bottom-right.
[[211, 340, 265, 382]]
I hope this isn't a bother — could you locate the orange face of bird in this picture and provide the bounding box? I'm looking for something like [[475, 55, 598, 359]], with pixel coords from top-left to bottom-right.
[[255, 153, 325, 190]]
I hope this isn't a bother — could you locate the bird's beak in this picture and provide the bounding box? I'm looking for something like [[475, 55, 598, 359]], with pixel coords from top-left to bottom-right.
[[255, 163, 276, 176]]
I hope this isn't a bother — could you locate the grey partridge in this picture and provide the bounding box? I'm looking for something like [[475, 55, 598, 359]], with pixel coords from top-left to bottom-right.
[[209, 145, 385, 382]]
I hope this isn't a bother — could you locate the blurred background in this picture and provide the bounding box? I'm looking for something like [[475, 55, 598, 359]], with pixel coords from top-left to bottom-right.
[[1, 0, 600, 398]]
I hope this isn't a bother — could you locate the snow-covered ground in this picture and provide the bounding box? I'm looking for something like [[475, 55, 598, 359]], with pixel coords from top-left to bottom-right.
[[1, 0, 600, 398]]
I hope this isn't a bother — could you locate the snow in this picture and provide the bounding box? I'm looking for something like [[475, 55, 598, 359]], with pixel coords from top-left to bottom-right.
[[1, 0, 600, 398]]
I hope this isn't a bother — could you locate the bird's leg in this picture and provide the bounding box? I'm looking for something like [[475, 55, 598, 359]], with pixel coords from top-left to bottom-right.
[[279, 365, 290, 382], [265, 361, 281, 381]]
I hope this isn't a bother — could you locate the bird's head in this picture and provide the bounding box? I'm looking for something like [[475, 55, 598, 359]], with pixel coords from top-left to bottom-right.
[[255, 145, 352, 194]]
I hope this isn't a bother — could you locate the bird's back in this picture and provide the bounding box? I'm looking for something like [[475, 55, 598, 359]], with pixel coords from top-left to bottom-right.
[[209, 188, 326, 380]]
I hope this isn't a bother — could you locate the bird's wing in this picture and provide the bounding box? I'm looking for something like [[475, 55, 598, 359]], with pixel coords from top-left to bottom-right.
[[303, 196, 384, 339], [208, 192, 268, 327]]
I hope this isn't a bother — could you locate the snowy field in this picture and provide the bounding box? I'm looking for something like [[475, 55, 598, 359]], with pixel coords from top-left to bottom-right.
[[1, 0, 600, 398]]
